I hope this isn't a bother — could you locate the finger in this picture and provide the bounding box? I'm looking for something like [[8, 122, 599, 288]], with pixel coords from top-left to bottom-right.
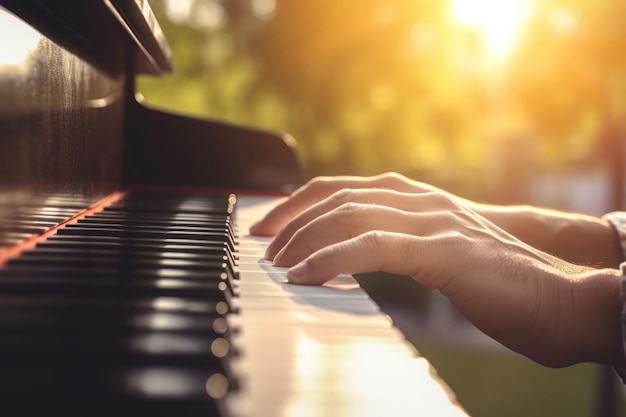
[[272, 202, 450, 267], [285, 231, 446, 287], [265, 189, 438, 260], [248, 173, 431, 236]]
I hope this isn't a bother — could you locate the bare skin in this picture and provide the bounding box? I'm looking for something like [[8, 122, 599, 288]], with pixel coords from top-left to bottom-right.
[[249, 172, 625, 369]]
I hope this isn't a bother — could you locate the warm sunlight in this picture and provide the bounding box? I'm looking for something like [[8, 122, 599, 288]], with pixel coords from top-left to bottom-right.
[[452, 0, 532, 61], [0, 11, 40, 67]]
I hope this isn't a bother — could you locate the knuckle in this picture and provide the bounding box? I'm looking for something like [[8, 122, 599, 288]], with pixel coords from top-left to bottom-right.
[[291, 227, 316, 253], [330, 188, 356, 206], [397, 237, 419, 267], [359, 230, 386, 251], [358, 231, 393, 270], [375, 172, 409, 189], [335, 201, 364, 220], [333, 201, 371, 239], [426, 189, 457, 207], [306, 176, 333, 191]]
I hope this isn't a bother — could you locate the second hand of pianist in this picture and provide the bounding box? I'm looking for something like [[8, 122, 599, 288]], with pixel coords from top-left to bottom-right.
[[249, 172, 626, 372]]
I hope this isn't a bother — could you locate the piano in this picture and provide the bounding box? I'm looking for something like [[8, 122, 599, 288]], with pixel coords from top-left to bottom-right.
[[0, 1, 469, 416]]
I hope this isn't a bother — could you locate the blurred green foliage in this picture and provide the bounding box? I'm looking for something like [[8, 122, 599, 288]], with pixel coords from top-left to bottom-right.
[[138, 0, 626, 203], [416, 342, 623, 417]]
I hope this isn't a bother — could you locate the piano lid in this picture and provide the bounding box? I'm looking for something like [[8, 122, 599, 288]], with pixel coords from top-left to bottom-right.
[[107, 0, 175, 74], [0, 0, 155, 249], [0, 0, 302, 253], [1, 0, 173, 76]]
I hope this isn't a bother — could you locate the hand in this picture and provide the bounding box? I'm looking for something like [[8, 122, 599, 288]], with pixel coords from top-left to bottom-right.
[[250, 172, 447, 237], [251, 172, 623, 267], [250, 173, 623, 368]]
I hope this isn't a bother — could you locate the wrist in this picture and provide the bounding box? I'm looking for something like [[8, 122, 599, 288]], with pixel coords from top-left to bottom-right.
[[568, 266, 623, 368]]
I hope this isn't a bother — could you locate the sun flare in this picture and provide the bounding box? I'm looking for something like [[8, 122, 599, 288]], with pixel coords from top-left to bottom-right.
[[452, 0, 531, 61]]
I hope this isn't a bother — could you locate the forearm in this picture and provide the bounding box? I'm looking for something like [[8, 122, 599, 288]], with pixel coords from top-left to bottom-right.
[[473, 204, 624, 267]]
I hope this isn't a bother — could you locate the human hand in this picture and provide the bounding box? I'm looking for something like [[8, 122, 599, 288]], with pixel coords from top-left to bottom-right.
[[250, 173, 623, 367], [249, 172, 447, 237]]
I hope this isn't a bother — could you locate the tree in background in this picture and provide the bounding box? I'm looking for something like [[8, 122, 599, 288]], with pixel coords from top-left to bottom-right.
[[506, 0, 626, 207], [251, 0, 489, 188], [139, 0, 626, 205]]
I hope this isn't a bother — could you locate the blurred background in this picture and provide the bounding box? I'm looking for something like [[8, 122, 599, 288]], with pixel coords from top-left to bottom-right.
[[137, 0, 626, 415]]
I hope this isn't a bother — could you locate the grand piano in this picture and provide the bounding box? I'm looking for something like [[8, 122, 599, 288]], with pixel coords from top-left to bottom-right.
[[0, 1, 468, 416]]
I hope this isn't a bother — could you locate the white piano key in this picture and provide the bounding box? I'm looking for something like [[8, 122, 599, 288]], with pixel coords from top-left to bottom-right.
[[232, 275, 376, 297], [226, 196, 470, 417], [235, 260, 363, 288], [234, 258, 275, 268], [227, 328, 466, 417], [230, 310, 392, 330], [235, 246, 267, 255], [231, 294, 383, 314]]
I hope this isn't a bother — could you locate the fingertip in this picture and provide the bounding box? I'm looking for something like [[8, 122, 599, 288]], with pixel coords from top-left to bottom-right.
[[271, 245, 288, 265], [263, 241, 275, 260], [248, 220, 274, 237], [286, 261, 308, 284], [287, 259, 332, 286], [248, 220, 262, 235], [248, 225, 259, 236]]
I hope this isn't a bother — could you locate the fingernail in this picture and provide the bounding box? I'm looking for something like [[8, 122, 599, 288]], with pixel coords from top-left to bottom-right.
[[287, 261, 307, 283]]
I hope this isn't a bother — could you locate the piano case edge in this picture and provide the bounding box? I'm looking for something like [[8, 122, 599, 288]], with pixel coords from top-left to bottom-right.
[[122, 96, 303, 193]]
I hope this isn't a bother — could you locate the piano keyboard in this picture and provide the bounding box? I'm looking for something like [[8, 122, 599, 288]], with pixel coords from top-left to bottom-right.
[[0, 192, 468, 417]]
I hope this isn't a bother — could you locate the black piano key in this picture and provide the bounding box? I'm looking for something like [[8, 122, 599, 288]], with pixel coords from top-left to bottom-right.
[[0, 303, 237, 380], [17, 195, 95, 210], [0, 335, 235, 389], [68, 222, 229, 234], [79, 216, 237, 236], [0, 225, 50, 236], [5, 257, 237, 296], [65, 222, 238, 247], [43, 234, 236, 251], [0, 345, 236, 394], [0, 192, 241, 417], [6, 212, 68, 222], [29, 245, 227, 258], [0, 310, 227, 336], [57, 226, 237, 251], [30, 244, 237, 267], [32, 249, 236, 281], [2, 218, 59, 229], [0, 294, 231, 315], [88, 210, 232, 221], [11, 251, 233, 271], [5, 261, 233, 278], [1, 366, 229, 417], [88, 214, 235, 234], [35, 240, 239, 268], [0, 232, 36, 245], [0, 273, 232, 300], [108, 194, 234, 213], [14, 207, 80, 216], [38, 236, 229, 249]]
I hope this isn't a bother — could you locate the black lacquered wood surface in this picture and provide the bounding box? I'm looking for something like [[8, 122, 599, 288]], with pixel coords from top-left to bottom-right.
[[0, 192, 238, 417]]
